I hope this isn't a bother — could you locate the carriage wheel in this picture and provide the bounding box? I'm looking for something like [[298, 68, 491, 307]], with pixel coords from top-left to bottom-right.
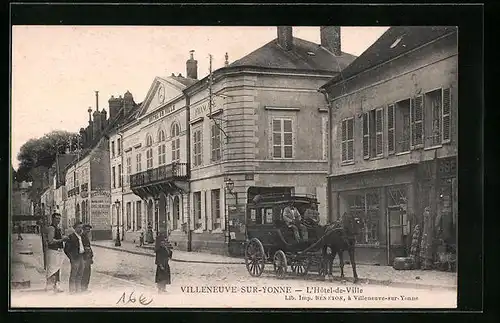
[[245, 238, 266, 277], [273, 250, 288, 279], [291, 257, 310, 276]]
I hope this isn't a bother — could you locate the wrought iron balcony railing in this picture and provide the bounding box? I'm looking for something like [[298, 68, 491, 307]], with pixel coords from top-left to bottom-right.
[[80, 183, 89, 192], [130, 162, 188, 189]]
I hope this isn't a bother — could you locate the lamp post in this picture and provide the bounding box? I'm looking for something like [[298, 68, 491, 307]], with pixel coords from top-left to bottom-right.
[[115, 199, 121, 247]]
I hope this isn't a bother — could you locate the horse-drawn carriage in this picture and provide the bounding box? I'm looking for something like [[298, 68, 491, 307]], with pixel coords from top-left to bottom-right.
[[243, 193, 360, 282]]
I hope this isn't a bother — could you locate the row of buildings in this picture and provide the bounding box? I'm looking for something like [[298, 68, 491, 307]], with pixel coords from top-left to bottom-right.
[[37, 26, 457, 265]]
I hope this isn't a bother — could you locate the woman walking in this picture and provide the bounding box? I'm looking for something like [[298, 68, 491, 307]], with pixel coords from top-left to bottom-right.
[[154, 233, 172, 293]]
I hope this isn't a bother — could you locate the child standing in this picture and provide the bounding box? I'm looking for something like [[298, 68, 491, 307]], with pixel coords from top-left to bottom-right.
[[154, 233, 172, 293]]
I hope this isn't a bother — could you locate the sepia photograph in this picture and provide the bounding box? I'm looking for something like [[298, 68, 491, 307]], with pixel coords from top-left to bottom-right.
[[10, 22, 458, 309]]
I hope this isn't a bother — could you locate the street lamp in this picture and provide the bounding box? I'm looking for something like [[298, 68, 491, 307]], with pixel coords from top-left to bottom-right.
[[224, 177, 238, 205], [115, 199, 121, 247]]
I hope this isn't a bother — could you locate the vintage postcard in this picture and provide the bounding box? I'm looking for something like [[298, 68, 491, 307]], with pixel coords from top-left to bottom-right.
[[10, 23, 458, 309]]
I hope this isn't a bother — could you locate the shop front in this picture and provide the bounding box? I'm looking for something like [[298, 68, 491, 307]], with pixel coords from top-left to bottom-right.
[[330, 165, 417, 266]]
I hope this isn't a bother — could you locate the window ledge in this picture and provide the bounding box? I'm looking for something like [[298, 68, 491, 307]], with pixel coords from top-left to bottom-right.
[[211, 228, 223, 234], [271, 157, 295, 161], [395, 151, 411, 156], [424, 145, 443, 151], [369, 156, 384, 161], [341, 161, 355, 166], [193, 228, 204, 234]]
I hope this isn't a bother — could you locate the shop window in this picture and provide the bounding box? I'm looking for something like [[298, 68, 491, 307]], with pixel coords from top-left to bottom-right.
[[126, 202, 131, 230], [194, 192, 202, 229], [211, 189, 221, 229], [345, 190, 380, 245], [341, 117, 354, 163], [136, 201, 142, 230]]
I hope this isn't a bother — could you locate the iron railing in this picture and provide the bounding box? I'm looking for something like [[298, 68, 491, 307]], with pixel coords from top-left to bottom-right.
[[130, 162, 188, 188], [67, 186, 80, 197]]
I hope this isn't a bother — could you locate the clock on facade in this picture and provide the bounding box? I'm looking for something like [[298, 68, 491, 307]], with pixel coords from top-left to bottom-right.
[[158, 85, 165, 103]]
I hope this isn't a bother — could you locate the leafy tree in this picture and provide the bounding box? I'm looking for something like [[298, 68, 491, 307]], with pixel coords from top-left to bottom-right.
[[16, 130, 79, 182]]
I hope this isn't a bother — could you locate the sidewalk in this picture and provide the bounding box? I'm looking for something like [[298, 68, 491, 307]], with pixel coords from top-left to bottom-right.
[[92, 240, 457, 290], [10, 234, 47, 292]]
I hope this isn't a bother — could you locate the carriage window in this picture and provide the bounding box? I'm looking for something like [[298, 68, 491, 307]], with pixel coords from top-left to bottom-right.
[[250, 209, 256, 222], [265, 208, 273, 224]]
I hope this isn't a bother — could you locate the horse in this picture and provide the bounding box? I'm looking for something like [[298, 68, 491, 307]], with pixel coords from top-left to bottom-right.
[[320, 212, 362, 283], [298, 212, 361, 283]]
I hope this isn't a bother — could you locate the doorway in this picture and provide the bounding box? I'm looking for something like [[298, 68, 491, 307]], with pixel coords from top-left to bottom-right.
[[172, 196, 180, 230], [158, 194, 167, 233], [147, 200, 153, 228], [387, 205, 406, 265]]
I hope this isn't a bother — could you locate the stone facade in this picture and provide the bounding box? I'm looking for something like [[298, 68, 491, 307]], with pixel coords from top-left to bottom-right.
[[323, 27, 458, 265]]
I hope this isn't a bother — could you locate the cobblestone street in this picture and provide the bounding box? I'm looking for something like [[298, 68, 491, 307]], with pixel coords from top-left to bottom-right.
[[11, 234, 456, 308]]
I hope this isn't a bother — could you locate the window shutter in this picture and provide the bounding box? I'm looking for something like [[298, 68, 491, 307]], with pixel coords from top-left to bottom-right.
[[347, 118, 354, 161], [442, 88, 451, 143], [362, 113, 370, 159], [387, 104, 395, 154], [341, 120, 347, 162], [411, 96, 424, 148], [375, 108, 383, 156]]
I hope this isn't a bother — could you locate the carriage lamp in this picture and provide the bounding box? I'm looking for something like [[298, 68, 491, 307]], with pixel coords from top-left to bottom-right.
[[224, 177, 238, 205], [115, 199, 121, 247]]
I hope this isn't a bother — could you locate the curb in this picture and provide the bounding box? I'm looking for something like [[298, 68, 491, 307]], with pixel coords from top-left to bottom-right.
[[92, 244, 245, 265], [92, 244, 456, 291]]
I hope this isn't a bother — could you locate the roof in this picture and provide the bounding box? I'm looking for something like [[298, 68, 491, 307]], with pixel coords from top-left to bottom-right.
[[229, 37, 357, 73], [170, 75, 197, 87], [322, 26, 458, 88]]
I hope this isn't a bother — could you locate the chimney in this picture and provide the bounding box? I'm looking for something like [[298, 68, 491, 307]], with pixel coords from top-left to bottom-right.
[[95, 91, 99, 112], [100, 109, 107, 130], [320, 26, 341, 56], [277, 26, 293, 51], [93, 107, 102, 140], [186, 50, 198, 79], [224, 52, 229, 67], [79, 128, 86, 148], [123, 91, 134, 116], [108, 95, 122, 121]]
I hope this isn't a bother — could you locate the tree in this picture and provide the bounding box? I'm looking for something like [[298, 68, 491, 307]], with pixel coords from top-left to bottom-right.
[[16, 130, 79, 182]]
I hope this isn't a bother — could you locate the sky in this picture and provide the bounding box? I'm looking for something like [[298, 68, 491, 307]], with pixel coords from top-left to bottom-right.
[[11, 26, 389, 170]]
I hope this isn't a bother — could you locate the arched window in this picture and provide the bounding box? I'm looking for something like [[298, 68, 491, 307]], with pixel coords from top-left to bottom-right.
[[171, 122, 180, 162], [146, 134, 153, 169], [158, 130, 166, 165]]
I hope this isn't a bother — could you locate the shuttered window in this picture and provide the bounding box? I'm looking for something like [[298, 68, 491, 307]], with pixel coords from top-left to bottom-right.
[[442, 88, 451, 143], [375, 108, 384, 156], [410, 95, 424, 148], [341, 118, 354, 162], [387, 104, 395, 154], [362, 113, 370, 159]]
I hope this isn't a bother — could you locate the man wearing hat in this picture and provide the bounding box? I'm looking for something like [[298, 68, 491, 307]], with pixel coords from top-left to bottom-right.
[[81, 224, 94, 292]]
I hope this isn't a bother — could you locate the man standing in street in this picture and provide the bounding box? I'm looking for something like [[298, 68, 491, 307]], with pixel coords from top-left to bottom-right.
[[45, 213, 69, 293], [81, 224, 94, 292], [64, 222, 86, 294]]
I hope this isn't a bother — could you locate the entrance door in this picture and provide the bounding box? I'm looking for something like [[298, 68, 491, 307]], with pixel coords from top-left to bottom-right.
[[387, 206, 405, 265], [172, 196, 179, 230]]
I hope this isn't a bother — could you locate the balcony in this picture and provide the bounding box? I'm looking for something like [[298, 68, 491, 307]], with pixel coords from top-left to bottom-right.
[[130, 163, 189, 198]]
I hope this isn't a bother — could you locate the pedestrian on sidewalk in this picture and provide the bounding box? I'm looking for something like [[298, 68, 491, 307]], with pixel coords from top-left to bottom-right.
[[146, 222, 154, 244], [64, 222, 86, 294], [81, 224, 94, 292], [155, 232, 172, 293], [45, 213, 69, 293]]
